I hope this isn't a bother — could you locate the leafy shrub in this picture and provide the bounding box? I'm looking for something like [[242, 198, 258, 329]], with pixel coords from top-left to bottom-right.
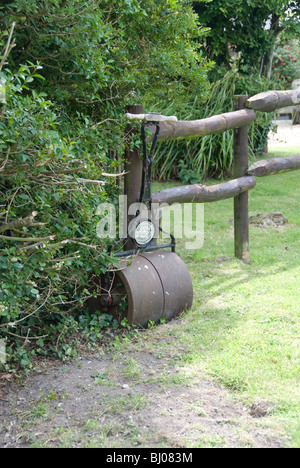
[[272, 41, 299, 89], [0, 60, 117, 368], [0, 0, 211, 368]]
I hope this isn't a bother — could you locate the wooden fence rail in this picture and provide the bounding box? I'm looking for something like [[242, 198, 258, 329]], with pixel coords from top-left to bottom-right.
[[247, 155, 300, 177], [126, 88, 300, 261], [147, 109, 257, 141], [145, 88, 300, 142], [152, 176, 256, 205], [246, 88, 300, 112]]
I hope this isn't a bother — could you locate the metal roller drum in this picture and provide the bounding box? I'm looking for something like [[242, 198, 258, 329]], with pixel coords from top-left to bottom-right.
[[88, 251, 193, 328], [139, 251, 193, 323]]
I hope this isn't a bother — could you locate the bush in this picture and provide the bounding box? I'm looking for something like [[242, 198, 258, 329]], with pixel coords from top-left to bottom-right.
[[272, 41, 299, 89], [0, 0, 211, 368], [0, 60, 117, 368]]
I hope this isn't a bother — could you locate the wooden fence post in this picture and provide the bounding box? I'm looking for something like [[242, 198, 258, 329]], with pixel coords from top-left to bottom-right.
[[124, 105, 144, 250], [233, 95, 250, 262]]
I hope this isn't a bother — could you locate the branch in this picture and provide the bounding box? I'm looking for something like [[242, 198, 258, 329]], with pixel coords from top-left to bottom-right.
[[0, 234, 55, 242], [18, 238, 101, 253], [101, 171, 127, 178], [0, 22, 17, 72], [40, 165, 87, 175], [0, 149, 10, 172], [0, 211, 38, 233], [42, 178, 106, 186], [18, 239, 68, 252]]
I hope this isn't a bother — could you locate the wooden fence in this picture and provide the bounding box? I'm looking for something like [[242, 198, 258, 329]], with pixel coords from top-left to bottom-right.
[[125, 88, 300, 262]]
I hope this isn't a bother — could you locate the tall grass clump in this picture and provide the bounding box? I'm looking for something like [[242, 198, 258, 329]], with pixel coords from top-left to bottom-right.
[[152, 69, 276, 182]]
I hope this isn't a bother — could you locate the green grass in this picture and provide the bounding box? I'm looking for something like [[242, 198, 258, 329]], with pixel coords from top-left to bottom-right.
[[152, 151, 300, 447], [268, 146, 300, 157]]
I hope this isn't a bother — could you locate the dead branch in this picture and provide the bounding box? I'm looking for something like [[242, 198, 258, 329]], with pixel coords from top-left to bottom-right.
[[0, 22, 17, 72], [0, 211, 38, 233], [0, 149, 10, 172], [0, 234, 55, 242], [101, 171, 127, 178]]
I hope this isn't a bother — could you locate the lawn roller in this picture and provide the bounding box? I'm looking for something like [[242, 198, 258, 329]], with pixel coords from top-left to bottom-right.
[[88, 112, 193, 328]]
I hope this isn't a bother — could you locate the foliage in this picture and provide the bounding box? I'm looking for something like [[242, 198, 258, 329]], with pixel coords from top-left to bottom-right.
[[193, 0, 300, 73], [0, 0, 211, 368], [0, 60, 117, 368], [151, 0, 300, 181], [153, 66, 276, 181], [1, 0, 211, 117], [272, 40, 300, 88]]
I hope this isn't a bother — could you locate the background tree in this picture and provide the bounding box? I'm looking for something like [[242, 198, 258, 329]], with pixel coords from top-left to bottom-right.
[[152, 0, 300, 183], [193, 0, 300, 80]]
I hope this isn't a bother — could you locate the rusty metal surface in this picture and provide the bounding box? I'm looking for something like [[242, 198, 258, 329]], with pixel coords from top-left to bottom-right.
[[140, 251, 193, 322], [117, 251, 193, 327], [88, 251, 193, 328], [117, 255, 164, 327]]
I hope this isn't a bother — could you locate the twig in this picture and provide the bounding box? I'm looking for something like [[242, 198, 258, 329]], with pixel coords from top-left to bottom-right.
[[0, 22, 16, 72], [18, 239, 68, 252], [0, 285, 52, 329], [90, 118, 117, 128], [43, 178, 105, 186], [4, 187, 20, 224], [0, 234, 55, 242], [0, 148, 10, 173], [0, 211, 38, 233], [68, 239, 99, 250], [101, 171, 127, 178], [40, 165, 87, 175]]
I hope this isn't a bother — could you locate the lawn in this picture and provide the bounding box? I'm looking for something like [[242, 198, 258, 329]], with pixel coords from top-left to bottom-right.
[[1, 148, 298, 449], [152, 146, 300, 447]]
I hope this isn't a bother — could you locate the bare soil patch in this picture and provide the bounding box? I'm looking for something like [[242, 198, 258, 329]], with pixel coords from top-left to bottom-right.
[[0, 322, 285, 448], [268, 122, 300, 148]]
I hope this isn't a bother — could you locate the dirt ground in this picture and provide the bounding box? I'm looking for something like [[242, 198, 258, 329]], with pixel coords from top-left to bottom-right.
[[268, 121, 300, 148], [0, 322, 286, 448], [1, 125, 298, 449]]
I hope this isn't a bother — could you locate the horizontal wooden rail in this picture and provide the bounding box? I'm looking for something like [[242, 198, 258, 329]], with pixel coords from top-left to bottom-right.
[[126, 89, 299, 263], [147, 109, 257, 141], [246, 88, 300, 112], [152, 176, 256, 204], [247, 155, 300, 177], [143, 89, 300, 142]]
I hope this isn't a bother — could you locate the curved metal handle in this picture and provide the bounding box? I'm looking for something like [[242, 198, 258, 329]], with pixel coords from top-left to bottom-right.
[[125, 112, 178, 122]]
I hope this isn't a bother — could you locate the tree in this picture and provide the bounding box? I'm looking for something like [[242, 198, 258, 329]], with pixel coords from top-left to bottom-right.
[[193, 0, 300, 79], [1, 0, 210, 118]]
